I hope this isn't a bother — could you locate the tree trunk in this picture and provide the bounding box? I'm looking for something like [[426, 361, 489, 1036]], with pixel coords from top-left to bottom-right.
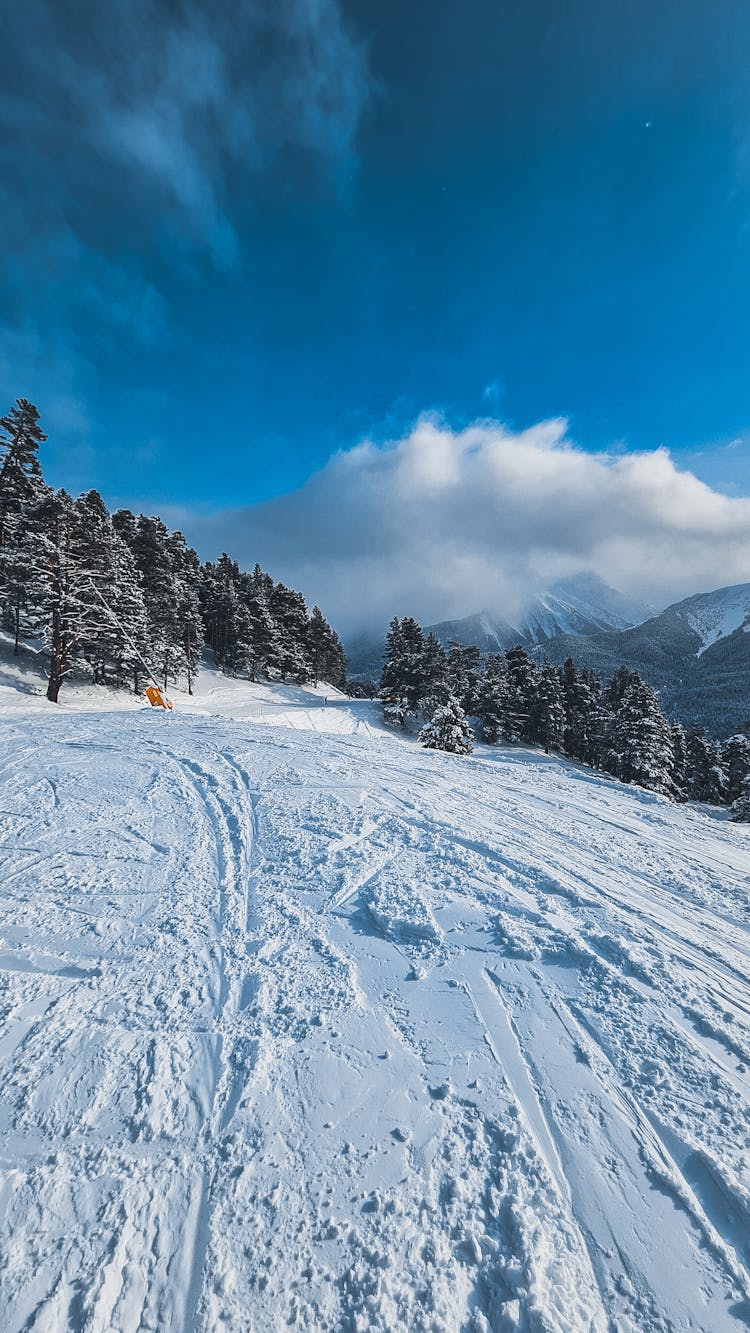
[[186, 632, 193, 696], [47, 609, 64, 703], [46, 670, 62, 703]]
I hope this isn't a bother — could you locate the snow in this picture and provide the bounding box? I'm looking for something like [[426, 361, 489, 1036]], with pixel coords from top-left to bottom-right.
[[1, 667, 750, 1331], [0, 638, 380, 736], [681, 583, 750, 656]]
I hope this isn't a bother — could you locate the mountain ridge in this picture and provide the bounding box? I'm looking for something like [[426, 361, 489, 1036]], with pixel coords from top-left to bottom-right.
[[429, 573, 653, 653]]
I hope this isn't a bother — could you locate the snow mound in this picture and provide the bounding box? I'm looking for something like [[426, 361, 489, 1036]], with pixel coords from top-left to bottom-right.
[[366, 871, 447, 970]]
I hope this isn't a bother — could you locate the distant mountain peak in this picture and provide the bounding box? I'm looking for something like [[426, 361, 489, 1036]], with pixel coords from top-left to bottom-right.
[[676, 583, 750, 657], [431, 573, 652, 653]]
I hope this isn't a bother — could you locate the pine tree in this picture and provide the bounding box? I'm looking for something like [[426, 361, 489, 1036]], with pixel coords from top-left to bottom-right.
[[670, 722, 688, 801], [2, 485, 49, 653], [561, 658, 600, 765], [231, 602, 258, 678], [380, 617, 405, 699], [684, 725, 727, 804], [599, 667, 643, 775], [528, 664, 566, 754], [201, 554, 241, 670], [200, 558, 284, 682], [130, 516, 184, 690], [445, 642, 482, 715], [111, 508, 138, 547], [29, 491, 150, 701], [398, 617, 427, 711], [379, 616, 426, 719], [0, 398, 45, 557], [307, 605, 346, 686], [420, 632, 449, 716], [581, 669, 607, 769], [602, 665, 643, 711], [108, 537, 150, 692], [270, 582, 313, 682], [606, 677, 675, 794], [167, 531, 203, 695], [69, 491, 120, 682], [503, 645, 536, 742], [475, 654, 509, 743], [731, 775, 750, 823], [419, 696, 474, 755], [243, 563, 282, 678], [32, 490, 91, 702], [722, 734, 750, 805], [0, 399, 47, 650]]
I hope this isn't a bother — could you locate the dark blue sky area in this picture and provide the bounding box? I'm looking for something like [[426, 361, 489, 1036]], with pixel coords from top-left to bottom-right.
[[3, 0, 750, 510]]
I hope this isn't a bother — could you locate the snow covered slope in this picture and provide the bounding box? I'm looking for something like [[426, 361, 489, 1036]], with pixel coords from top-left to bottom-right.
[[680, 583, 750, 656], [0, 639, 381, 737], [1, 687, 749, 1331]]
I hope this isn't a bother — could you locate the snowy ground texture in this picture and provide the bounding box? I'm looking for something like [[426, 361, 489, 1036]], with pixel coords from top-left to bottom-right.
[[1, 669, 750, 1332]]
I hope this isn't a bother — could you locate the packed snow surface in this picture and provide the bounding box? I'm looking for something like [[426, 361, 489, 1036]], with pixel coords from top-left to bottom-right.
[[1, 674, 750, 1331]]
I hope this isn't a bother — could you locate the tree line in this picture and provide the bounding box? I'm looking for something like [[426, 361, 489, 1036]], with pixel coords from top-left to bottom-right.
[[0, 399, 346, 701], [380, 615, 750, 821]]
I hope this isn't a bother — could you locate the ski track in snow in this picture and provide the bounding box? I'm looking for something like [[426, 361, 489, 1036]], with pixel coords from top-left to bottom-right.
[[0, 702, 749, 1332]]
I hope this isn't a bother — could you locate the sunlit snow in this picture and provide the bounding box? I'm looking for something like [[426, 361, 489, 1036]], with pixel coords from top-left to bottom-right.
[[1, 668, 749, 1331]]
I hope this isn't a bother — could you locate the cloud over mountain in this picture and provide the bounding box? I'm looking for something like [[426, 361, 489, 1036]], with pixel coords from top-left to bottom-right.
[[189, 416, 750, 634]]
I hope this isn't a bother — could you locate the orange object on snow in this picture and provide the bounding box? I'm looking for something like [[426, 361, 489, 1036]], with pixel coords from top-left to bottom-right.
[[145, 685, 173, 710]]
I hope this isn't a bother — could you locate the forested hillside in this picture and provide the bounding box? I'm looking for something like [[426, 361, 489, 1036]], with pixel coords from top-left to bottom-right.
[[379, 615, 750, 819], [0, 399, 346, 701]]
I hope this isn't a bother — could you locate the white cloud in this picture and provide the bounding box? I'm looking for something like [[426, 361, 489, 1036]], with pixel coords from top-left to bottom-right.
[[188, 415, 750, 636]]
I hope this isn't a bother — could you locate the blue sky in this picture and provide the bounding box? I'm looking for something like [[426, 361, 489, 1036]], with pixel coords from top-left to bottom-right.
[[3, 0, 750, 635], [3, 0, 750, 517]]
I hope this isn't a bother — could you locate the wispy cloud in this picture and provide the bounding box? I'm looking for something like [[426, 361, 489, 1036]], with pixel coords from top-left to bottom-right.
[[187, 416, 750, 635], [0, 0, 373, 456], [0, 0, 372, 255]]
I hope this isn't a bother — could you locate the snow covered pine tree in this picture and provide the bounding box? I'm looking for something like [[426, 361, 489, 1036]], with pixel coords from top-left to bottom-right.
[[529, 663, 566, 754], [731, 775, 750, 822], [604, 676, 676, 795], [475, 654, 508, 743], [0, 399, 48, 653], [419, 697, 474, 754]]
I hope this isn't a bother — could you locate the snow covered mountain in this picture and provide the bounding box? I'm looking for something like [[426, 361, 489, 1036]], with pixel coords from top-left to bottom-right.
[[1, 675, 749, 1331], [345, 573, 651, 678], [680, 582, 750, 656], [429, 573, 652, 654]]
